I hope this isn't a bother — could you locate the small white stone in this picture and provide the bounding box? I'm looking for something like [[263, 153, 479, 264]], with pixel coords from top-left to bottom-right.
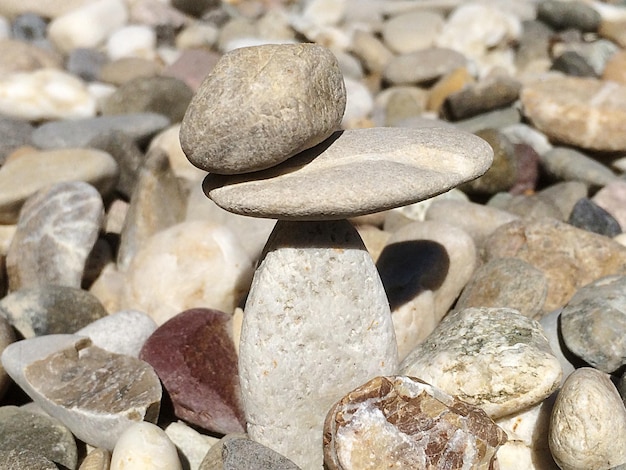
[[549, 368, 626, 470], [48, 0, 128, 53], [0, 69, 96, 120], [341, 76, 374, 127], [301, 0, 347, 27], [106, 25, 157, 61], [175, 22, 219, 50], [111, 421, 182, 470], [76, 310, 157, 358], [164, 421, 218, 470]]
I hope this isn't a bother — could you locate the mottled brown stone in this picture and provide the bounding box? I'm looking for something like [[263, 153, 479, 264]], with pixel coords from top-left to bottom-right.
[[323, 376, 507, 470]]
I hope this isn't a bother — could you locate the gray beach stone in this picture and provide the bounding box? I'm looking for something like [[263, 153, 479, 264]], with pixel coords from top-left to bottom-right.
[[549, 368, 626, 470], [1, 335, 161, 450], [0, 406, 77, 469], [240, 220, 398, 469], [400, 307, 562, 419], [383, 47, 467, 86], [204, 127, 493, 220], [0, 116, 33, 164], [32, 113, 170, 150], [0, 285, 108, 338], [180, 43, 346, 175], [560, 275, 626, 373], [6, 181, 104, 291], [381, 10, 444, 54], [0, 449, 58, 469], [223, 438, 301, 470], [0, 148, 118, 224], [455, 106, 522, 134], [199, 434, 249, 470], [539, 309, 576, 384], [540, 147, 617, 188], [488, 192, 563, 221], [537, 0, 601, 32], [568, 197, 622, 237], [444, 76, 521, 121], [539, 181, 589, 221]]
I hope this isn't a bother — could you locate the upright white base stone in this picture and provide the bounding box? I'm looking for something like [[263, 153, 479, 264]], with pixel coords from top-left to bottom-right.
[[239, 220, 398, 469]]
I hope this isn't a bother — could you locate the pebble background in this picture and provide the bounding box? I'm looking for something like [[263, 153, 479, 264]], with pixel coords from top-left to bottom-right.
[[0, 0, 625, 469]]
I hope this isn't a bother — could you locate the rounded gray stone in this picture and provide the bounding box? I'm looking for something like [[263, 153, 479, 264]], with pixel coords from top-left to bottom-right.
[[222, 438, 301, 470], [0, 449, 58, 469], [204, 127, 493, 220], [180, 43, 346, 175], [240, 220, 398, 469], [560, 275, 626, 373], [383, 47, 467, 86]]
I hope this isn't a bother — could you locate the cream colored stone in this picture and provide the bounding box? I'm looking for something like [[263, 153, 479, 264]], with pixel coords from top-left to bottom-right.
[[549, 368, 626, 470], [356, 225, 391, 262], [164, 421, 218, 470], [148, 124, 206, 182], [111, 422, 181, 470], [89, 263, 125, 314], [122, 221, 253, 325]]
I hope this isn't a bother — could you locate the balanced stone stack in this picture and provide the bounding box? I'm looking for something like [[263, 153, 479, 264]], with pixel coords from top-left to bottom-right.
[[180, 43, 494, 469]]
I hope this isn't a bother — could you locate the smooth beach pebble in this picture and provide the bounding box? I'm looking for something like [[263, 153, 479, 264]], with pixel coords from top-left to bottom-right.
[[111, 421, 182, 470], [180, 43, 346, 174]]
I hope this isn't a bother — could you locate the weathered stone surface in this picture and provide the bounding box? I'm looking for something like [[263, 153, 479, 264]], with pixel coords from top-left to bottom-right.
[[180, 43, 346, 175], [199, 433, 249, 470], [568, 197, 621, 237], [140, 308, 245, 434], [456, 258, 548, 320], [240, 220, 398, 469], [1, 335, 161, 450], [6, 181, 104, 291], [376, 220, 476, 360], [537, 0, 601, 32], [164, 421, 219, 470], [110, 422, 182, 470], [549, 368, 626, 470], [0, 285, 108, 338], [117, 148, 186, 271], [76, 309, 157, 358], [521, 76, 626, 151], [383, 47, 467, 86], [0, 406, 77, 469], [484, 217, 626, 312], [78, 448, 111, 470], [560, 275, 626, 373], [32, 113, 169, 150], [204, 127, 493, 220], [0, 148, 118, 224], [323, 376, 507, 470], [223, 437, 301, 470], [445, 76, 521, 121], [400, 307, 562, 419], [122, 221, 253, 325], [0, 449, 58, 469]]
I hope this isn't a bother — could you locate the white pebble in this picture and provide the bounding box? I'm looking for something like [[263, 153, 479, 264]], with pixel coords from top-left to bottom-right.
[[48, 0, 128, 53], [107, 25, 157, 61], [0, 69, 96, 120], [111, 422, 182, 470], [341, 76, 374, 126]]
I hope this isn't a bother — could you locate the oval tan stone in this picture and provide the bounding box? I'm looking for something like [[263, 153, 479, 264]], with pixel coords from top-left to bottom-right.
[[204, 127, 494, 220], [180, 43, 346, 175], [521, 76, 626, 151]]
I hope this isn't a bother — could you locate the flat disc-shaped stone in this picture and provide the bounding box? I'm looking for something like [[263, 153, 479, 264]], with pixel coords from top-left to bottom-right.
[[204, 127, 493, 220]]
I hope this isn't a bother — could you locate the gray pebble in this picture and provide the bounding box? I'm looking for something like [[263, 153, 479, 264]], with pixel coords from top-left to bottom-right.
[[65, 47, 107, 82], [0, 116, 33, 164], [11, 13, 47, 43], [568, 197, 622, 237], [537, 0, 601, 32], [222, 438, 301, 470], [540, 146, 618, 188]]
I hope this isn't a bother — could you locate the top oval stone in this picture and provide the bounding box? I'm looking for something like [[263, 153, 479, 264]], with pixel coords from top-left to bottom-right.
[[203, 127, 494, 220], [180, 43, 346, 175]]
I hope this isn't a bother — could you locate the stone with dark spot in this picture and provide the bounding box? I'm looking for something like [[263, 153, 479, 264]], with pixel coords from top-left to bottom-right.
[[0, 285, 108, 338], [1, 334, 161, 450], [323, 376, 507, 470], [140, 308, 245, 434]]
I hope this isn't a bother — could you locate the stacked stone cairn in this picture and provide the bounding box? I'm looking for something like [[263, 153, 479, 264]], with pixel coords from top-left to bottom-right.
[[179, 43, 497, 469]]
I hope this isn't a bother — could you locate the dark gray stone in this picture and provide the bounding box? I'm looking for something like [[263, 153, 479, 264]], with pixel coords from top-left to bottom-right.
[[561, 275, 626, 373], [117, 148, 186, 270], [0, 406, 77, 469], [11, 13, 47, 43], [171, 0, 219, 17], [0, 285, 108, 338], [32, 113, 170, 150], [101, 76, 193, 123], [6, 181, 104, 291], [222, 438, 301, 470], [568, 197, 622, 237], [65, 47, 108, 82], [537, 0, 601, 32], [0, 449, 57, 469], [444, 77, 521, 121], [0, 116, 33, 164], [551, 51, 597, 77]]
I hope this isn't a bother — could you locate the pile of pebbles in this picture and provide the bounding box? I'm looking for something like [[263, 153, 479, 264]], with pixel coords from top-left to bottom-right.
[[0, 0, 625, 468]]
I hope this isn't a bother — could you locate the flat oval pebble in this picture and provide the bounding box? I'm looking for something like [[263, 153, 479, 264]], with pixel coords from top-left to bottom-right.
[[0, 405, 77, 469], [560, 275, 626, 373], [400, 307, 562, 419], [32, 113, 170, 150], [111, 421, 181, 470], [139, 308, 245, 434], [521, 76, 626, 151], [0, 148, 118, 224], [6, 181, 104, 291], [323, 375, 508, 470], [0, 69, 96, 121], [540, 147, 617, 188], [204, 127, 493, 220], [549, 368, 626, 470], [180, 43, 346, 174], [1, 334, 161, 450], [0, 285, 107, 338], [383, 47, 467, 86]]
